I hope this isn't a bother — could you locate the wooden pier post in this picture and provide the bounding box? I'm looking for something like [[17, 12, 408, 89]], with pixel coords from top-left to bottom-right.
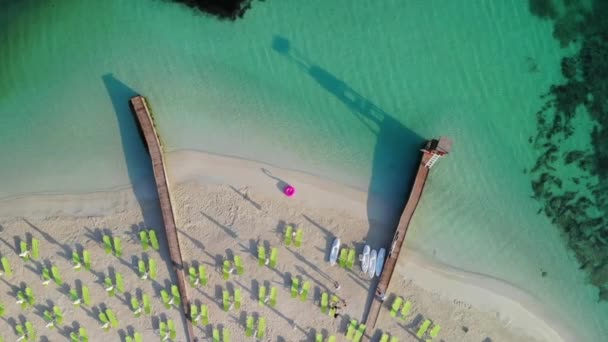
[[130, 96, 196, 342], [363, 137, 452, 339]]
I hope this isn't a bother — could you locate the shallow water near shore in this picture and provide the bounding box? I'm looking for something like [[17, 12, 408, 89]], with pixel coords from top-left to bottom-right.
[[0, 0, 606, 339]]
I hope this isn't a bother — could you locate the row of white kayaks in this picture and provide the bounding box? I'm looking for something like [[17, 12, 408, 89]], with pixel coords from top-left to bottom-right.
[[361, 245, 385, 279], [328, 238, 385, 279]]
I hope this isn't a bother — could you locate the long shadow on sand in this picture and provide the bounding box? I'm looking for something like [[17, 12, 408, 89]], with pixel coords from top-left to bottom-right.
[[272, 36, 425, 321]]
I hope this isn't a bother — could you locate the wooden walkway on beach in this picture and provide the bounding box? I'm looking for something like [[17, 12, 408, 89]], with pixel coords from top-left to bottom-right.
[[130, 96, 196, 342], [363, 138, 452, 339]]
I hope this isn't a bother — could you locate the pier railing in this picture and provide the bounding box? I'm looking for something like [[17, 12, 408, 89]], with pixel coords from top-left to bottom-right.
[[130, 96, 196, 342]]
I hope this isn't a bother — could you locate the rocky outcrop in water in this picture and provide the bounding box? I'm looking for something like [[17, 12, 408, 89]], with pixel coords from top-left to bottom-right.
[[166, 0, 263, 20], [528, 0, 608, 301]]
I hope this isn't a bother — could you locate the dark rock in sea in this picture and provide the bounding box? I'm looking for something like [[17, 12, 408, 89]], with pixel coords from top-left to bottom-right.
[[528, 0, 558, 20], [166, 0, 262, 20], [561, 56, 578, 79], [564, 150, 585, 164]]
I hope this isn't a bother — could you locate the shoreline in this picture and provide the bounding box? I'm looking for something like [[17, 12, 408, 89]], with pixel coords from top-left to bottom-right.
[[0, 149, 576, 341], [396, 249, 578, 342]]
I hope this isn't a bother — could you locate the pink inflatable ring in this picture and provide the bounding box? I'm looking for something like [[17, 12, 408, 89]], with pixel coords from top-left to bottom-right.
[[284, 185, 296, 197]]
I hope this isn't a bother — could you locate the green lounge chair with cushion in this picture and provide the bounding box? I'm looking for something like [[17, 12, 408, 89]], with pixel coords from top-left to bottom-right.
[[316, 333, 323, 342], [428, 324, 441, 340], [294, 228, 303, 247], [346, 248, 356, 269], [389, 336, 398, 342], [300, 281, 311, 301], [416, 319, 432, 338], [345, 319, 357, 340], [270, 247, 278, 268], [321, 292, 328, 313], [234, 255, 244, 275], [259, 285, 267, 306], [327, 336, 336, 342], [222, 290, 230, 311], [256, 317, 266, 339], [222, 260, 231, 280], [234, 289, 242, 309], [269, 287, 277, 307], [400, 300, 412, 319], [291, 277, 299, 298], [212, 328, 220, 342], [258, 246, 266, 266], [201, 305, 209, 325], [222, 328, 231, 342], [245, 316, 254, 337], [353, 323, 366, 342], [390, 297, 403, 317], [285, 225, 293, 245], [379, 333, 389, 342], [339, 248, 348, 268]]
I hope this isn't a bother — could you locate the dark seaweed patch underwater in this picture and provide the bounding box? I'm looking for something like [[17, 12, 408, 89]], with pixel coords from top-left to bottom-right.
[[528, 0, 608, 301]]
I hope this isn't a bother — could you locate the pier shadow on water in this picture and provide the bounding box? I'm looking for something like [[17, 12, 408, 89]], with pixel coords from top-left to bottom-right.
[[272, 36, 424, 320], [101, 73, 161, 227]]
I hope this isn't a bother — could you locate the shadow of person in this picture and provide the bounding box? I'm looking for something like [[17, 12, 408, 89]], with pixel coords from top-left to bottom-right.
[[272, 35, 425, 321], [101, 73, 162, 228]]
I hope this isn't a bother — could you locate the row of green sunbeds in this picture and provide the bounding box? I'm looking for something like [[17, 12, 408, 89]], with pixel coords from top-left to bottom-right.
[[390, 296, 441, 341]]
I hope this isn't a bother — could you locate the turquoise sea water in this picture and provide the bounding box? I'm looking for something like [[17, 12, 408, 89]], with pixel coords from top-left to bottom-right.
[[1, 0, 606, 339]]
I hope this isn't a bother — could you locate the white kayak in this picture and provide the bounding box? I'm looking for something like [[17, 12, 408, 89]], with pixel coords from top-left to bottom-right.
[[361, 245, 371, 273], [329, 238, 341, 266], [376, 248, 386, 277], [368, 249, 377, 278]]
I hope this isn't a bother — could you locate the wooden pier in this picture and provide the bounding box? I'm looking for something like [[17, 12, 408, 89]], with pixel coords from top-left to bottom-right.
[[130, 96, 196, 342], [363, 137, 452, 337]]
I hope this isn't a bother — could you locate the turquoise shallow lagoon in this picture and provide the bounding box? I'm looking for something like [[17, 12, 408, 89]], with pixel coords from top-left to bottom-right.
[[1, 0, 606, 339]]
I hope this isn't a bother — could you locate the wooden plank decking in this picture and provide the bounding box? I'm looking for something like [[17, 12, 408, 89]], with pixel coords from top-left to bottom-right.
[[130, 96, 196, 342], [363, 138, 451, 339]]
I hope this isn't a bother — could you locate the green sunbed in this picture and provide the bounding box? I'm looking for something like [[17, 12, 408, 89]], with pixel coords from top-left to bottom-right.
[[234, 255, 244, 275], [400, 300, 412, 319], [246, 316, 254, 337], [234, 289, 242, 309], [222, 260, 231, 280], [284, 225, 293, 245], [416, 319, 431, 338], [222, 327, 231, 342], [258, 246, 266, 266], [390, 296, 403, 317], [212, 328, 220, 342], [300, 281, 311, 301], [321, 292, 328, 313], [270, 247, 278, 268], [291, 277, 299, 298], [222, 290, 230, 311], [256, 317, 266, 339], [345, 319, 357, 340], [259, 285, 267, 306], [429, 324, 441, 338], [339, 248, 348, 268], [346, 248, 356, 269], [269, 287, 277, 307], [294, 228, 303, 247]]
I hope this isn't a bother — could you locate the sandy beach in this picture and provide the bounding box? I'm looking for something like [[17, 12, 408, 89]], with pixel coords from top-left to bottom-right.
[[0, 150, 576, 342]]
